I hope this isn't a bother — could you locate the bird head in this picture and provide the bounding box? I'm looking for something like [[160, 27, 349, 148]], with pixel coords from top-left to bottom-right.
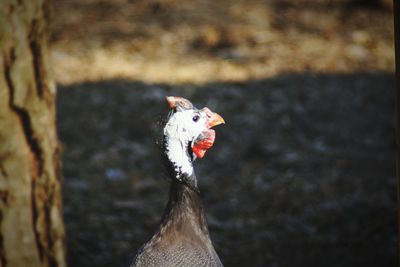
[[163, 96, 224, 180]]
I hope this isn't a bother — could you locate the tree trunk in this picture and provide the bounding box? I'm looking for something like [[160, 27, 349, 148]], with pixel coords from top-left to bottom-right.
[[0, 0, 66, 267]]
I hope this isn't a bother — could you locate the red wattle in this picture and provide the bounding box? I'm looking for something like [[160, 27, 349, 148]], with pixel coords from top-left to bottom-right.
[[192, 129, 216, 158]]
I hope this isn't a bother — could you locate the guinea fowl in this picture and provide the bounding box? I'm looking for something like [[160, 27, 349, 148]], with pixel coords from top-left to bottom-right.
[[132, 96, 225, 267]]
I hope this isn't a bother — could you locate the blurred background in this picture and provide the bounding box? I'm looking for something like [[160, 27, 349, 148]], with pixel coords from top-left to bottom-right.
[[51, 0, 396, 266]]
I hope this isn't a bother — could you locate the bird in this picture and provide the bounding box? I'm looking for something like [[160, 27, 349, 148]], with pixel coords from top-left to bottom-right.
[[132, 96, 225, 267]]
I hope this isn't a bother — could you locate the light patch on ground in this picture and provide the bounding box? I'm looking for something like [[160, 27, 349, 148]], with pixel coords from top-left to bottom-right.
[[50, 0, 395, 85]]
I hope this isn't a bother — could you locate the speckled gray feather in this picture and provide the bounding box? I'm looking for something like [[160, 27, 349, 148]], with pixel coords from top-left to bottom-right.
[[132, 181, 223, 267]]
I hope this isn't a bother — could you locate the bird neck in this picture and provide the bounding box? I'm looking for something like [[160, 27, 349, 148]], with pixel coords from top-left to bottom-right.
[[161, 135, 210, 236], [163, 135, 198, 189], [160, 180, 209, 237]]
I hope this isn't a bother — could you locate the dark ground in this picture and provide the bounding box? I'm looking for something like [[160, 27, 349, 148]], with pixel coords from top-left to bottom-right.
[[58, 72, 396, 267]]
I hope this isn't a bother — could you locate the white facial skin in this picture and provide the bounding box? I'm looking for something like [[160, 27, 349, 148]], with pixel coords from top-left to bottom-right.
[[164, 109, 208, 143], [163, 108, 208, 178]]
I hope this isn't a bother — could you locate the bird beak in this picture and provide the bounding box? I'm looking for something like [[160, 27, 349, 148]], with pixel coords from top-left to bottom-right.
[[203, 107, 225, 128], [192, 107, 225, 159]]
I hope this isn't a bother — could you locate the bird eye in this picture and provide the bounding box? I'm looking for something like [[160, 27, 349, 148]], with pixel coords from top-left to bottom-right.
[[192, 115, 200, 122]]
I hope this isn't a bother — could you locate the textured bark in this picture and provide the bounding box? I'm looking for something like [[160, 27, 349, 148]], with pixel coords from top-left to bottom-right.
[[0, 0, 66, 267]]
